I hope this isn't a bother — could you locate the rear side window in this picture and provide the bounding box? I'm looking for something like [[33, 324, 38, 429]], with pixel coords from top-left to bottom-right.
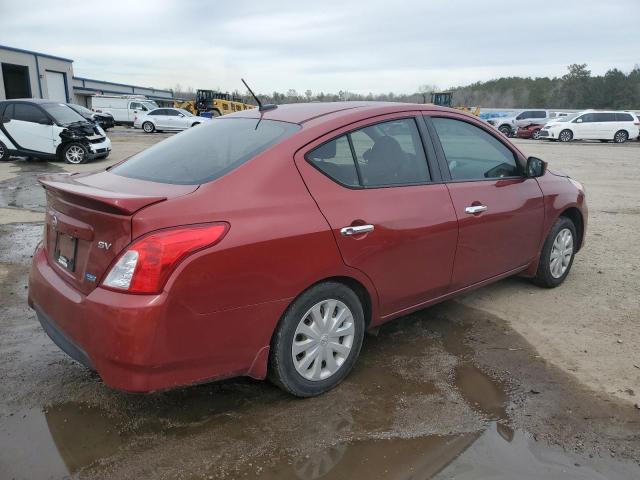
[[616, 113, 633, 121], [306, 118, 431, 188], [307, 136, 359, 187], [112, 118, 300, 185], [13, 103, 48, 123], [431, 117, 519, 181]]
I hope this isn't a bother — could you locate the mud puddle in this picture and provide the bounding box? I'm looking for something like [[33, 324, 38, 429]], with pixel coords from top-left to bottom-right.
[[2, 301, 639, 479]]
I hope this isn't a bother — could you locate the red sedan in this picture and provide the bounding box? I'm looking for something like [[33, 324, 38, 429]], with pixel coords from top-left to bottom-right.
[[516, 123, 545, 140], [28, 102, 587, 397]]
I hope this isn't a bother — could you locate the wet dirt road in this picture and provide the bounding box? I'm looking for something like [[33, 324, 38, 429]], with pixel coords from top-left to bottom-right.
[[1, 130, 639, 479]]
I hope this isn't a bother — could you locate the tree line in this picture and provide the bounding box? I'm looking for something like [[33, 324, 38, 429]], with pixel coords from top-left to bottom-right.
[[170, 64, 640, 110]]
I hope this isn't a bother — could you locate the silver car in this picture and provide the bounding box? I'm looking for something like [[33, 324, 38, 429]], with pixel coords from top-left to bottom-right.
[[134, 108, 210, 133]]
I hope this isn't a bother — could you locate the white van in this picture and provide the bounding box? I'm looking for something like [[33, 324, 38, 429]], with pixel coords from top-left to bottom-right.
[[540, 110, 640, 143], [89, 95, 159, 125]]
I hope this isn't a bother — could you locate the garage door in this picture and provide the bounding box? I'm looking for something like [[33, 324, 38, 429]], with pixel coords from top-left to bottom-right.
[[45, 71, 67, 102]]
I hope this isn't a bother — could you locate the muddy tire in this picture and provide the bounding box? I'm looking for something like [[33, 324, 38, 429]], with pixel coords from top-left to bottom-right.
[[559, 129, 573, 142], [268, 282, 365, 397], [533, 216, 577, 288], [142, 121, 155, 133], [62, 143, 88, 164], [0, 140, 9, 161]]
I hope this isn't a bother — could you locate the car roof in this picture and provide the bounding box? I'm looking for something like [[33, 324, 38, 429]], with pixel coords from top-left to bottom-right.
[[0, 98, 64, 105], [224, 101, 458, 125]]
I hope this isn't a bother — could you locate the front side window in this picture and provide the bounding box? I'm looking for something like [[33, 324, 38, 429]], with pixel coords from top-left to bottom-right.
[[13, 103, 49, 124], [577, 113, 594, 123], [431, 117, 520, 181], [130, 102, 142, 110], [112, 118, 300, 185], [166, 109, 181, 117], [306, 118, 431, 188]]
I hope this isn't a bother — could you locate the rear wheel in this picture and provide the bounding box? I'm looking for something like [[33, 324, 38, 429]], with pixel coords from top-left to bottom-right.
[[269, 282, 365, 397], [559, 129, 573, 142], [142, 121, 155, 133], [533, 216, 577, 288], [0, 141, 9, 161], [613, 130, 628, 144], [62, 143, 88, 164]]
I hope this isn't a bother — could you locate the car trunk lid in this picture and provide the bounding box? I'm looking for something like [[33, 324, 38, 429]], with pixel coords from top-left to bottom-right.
[[39, 171, 198, 294]]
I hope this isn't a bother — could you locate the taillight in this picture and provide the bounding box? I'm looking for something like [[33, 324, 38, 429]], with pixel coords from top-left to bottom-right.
[[102, 223, 229, 294]]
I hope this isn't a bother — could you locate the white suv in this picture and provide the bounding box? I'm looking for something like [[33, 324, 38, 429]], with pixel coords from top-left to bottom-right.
[[540, 111, 640, 143], [0, 99, 111, 164]]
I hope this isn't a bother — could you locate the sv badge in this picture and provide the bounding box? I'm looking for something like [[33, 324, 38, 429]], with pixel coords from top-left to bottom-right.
[[97, 241, 112, 250]]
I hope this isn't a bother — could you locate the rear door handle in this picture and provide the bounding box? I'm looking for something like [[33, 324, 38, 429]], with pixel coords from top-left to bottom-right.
[[340, 224, 374, 236], [465, 205, 488, 214]]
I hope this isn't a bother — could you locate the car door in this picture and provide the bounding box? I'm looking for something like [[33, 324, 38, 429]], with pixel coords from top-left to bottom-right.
[[166, 109, 188, 130], [426, 114, 544, 290], [572, 113, 595, 139], [2, 103, 55, 154], [295, 114, 458, 317]]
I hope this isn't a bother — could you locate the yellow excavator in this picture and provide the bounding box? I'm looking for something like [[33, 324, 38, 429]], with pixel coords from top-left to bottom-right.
[[174, 89, 254, 117], [430, 92, 481, 116]]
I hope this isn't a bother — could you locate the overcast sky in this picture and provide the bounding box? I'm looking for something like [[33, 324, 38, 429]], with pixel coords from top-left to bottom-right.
[[1, 0, 638, 94]]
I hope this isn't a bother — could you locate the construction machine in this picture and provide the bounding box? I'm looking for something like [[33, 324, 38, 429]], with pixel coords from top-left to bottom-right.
[[430, 91, 481, 116], [174, 89, 254, 117]]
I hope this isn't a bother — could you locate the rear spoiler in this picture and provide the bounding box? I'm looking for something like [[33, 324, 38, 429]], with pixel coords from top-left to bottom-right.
[[38, 175, 166, 215]]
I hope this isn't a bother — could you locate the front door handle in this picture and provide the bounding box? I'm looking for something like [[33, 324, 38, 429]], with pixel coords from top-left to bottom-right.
[[340, 224, 374, 236], [465, 205, 488, 214]]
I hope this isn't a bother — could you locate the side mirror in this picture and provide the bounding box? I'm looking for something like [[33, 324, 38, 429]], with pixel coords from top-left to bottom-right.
[[575, 118, 583, 123], [526, 156, 546, 178], [178, 113, 184, 117]]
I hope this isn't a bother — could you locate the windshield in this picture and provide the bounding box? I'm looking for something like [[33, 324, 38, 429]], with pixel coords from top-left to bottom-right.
[[112, 118, 300, 185], [177, 108, 194, 117], [42, 103, 88, 125], [68, 104, 93, 116], [142, 101, 158, 110]]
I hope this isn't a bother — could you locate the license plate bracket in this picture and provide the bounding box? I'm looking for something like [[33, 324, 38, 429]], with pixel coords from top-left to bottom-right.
[[54, 233, 77, 272]]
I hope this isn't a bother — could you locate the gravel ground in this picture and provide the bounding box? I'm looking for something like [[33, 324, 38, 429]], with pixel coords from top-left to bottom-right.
[[0, 128, 639, 479]]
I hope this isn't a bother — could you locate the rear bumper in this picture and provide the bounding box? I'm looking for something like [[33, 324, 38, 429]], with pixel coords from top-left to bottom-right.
[[28, 244, 288, 392]]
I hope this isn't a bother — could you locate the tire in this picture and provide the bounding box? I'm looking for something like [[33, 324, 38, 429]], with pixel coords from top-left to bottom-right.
[[498, 125, 511, 136], [191, 122, 200, 127], [62, 143, 89, 164], [533, 216, 577, 288], [559, 129, 573, 142], [613, 130, 628, 144], [142, 121, 155, 133], [532, 129, 541, 140], [0, 141, 9, 161], [268, 281, 365, 397]]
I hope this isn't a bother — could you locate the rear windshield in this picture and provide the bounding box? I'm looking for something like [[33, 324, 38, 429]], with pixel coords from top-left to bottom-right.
[[111, 118, 300, 185]]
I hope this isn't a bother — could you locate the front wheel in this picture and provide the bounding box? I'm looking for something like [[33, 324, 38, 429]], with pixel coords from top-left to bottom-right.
[[498, 125, 511, 136], [142, 121, 155, 133], [532, 129, 541, 140], [559, 129, 573, 142], [533, 216, 577, 288], [269, 282, 365, 397], [62, 143, 88, 164], [613, 130, 628, 144]]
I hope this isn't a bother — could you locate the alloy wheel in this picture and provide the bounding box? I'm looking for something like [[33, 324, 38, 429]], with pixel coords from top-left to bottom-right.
[[559, 130, 572, 142], [65, 145, 85, 164], [143, 122, 154, 133], [532, 130, 541, 140], [550, 228, 573, 278], [614, 131, 628, 143], [291, 299, 355, 381]]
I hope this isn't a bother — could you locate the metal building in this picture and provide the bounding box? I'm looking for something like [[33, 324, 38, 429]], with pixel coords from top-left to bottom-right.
[[0, 44, 175, 106]]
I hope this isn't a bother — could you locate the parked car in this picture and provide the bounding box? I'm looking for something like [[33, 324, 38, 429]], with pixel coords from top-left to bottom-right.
[[0, 99, 111, 164], [516, 123, 545, 140], [540, 110, 640, 143], [90, 95, 158, 126], [133, 107, 210, 133], [67, 103, 115, 131], [487, 110, 564, 136], [28, 103, 587, 397]]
